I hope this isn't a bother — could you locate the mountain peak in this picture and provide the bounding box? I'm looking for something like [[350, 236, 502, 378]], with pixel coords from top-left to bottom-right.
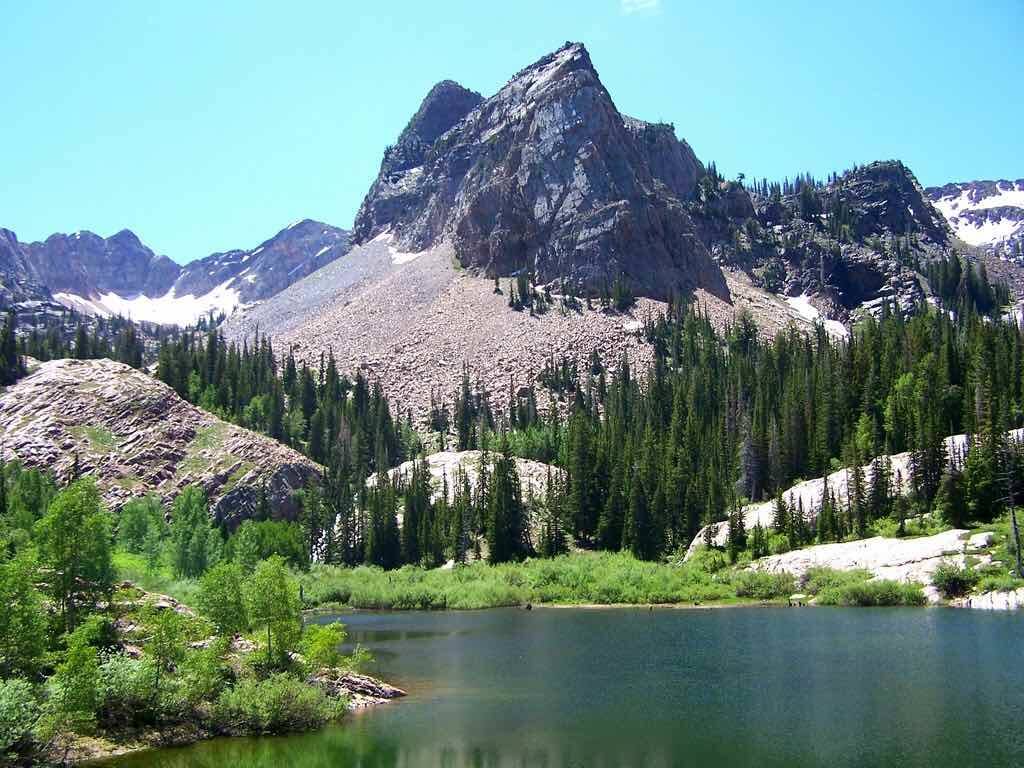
[[380, 80, 483, 178], [353, 41, 724, 300]]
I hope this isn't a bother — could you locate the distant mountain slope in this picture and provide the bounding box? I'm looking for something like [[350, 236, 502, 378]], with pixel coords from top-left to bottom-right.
[[0, 358, 320, 525], [926, 179, 1024, 256], [222, 236, 661, 418], [0, 220, 350, 326]]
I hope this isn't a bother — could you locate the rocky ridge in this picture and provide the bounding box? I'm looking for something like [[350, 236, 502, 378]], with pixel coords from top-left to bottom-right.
[[0, 358, 320, 524], [734, 161, 954, 318], [0, 220, 350, 326]]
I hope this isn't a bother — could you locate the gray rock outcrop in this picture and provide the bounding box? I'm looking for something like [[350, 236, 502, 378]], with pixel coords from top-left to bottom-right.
[[0, 358, 320, 525]]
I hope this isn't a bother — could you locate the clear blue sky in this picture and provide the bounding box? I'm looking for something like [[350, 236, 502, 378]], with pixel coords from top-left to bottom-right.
[[3, 0, 1021, 264]]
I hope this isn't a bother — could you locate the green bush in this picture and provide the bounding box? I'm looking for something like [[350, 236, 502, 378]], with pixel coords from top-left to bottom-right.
[[46, 640, 101, 734], [767, 534, 791, 555], [803, 567, 873, 595], [0, 678, 39, 755], [730, 570, 796, 599], [302, 552, 737, 610], [868, 517, 901, 538], [302, 623, 346, 671], [682, 547, 728, 574], [98, 653, 160, 725], [817, 579, 926, 606], [931, 561, 979, 599], [178, 640, 230, 707], [212, 674, 343, 734], [976, 573, 1024, 593]]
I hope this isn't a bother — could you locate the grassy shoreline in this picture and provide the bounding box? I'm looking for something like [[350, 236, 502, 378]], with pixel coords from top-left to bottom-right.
[[295, 550, 928, 611]]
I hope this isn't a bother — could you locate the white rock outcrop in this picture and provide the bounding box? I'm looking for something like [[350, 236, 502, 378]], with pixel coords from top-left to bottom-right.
[[687, 429, 1024, 559], [951, 588, 1024, 611]]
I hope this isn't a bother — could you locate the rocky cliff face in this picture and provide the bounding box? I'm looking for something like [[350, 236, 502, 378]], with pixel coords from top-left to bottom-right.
[[0, 228, 50, 305], [0, 358, 320, 525], [926, 179, 1024, 257], [730, 161, 955, 315], [0, 220, 350, 326], [25, 229, 180, 298], [353, 42, 727, 300]]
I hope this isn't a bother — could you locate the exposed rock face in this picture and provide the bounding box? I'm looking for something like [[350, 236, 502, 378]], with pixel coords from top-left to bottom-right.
[[0, 221, 350, 326], [836, 161, 950, 244], [687, 429, 1023, 558], [0, 358, 320, 525], [952, 588, 1024, 611], [739, 161, 952, 315], [748, 529, 980, 604], [0, 228, 50, 305], [377, 450, 562, 505], [353, 42, 727, 300], [25, 229, 180, 298], [310, 671, 406, 708], [926, 179, 1024, 257]]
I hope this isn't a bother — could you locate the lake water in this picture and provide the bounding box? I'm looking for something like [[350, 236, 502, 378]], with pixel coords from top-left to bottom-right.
[[102, 607, 1023, 767]]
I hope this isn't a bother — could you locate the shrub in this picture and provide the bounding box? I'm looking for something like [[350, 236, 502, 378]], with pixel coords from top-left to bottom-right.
[[931, 561, 979, 599], [817, 579, 926, 606], [976, 573, 1024, 593], [67, 614, 118, 651], [678, 547, 727, 574], [730, 570, 796, 599], [98, 653, 159, 725], [302, 623, 346, 671], [212, 675, 343, 734], [868, 517, 900, 538], [196, 562, 249, 635], [767, 534, 791, 555], [0, 678, 39, 755], [178, 639, 230, 707], [46, 641, 101, 734], [803, 567, 873, 595]]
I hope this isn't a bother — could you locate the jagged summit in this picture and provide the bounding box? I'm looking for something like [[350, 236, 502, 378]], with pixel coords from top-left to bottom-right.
[[353, 41, 727, 300]]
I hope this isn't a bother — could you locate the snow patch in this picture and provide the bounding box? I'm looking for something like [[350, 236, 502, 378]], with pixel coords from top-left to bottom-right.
[[932, 184, 1024, 248], [54, 280, 244, 326], [784, 294, 849, 339], [950, 216, 1022, 247], [370, 231, 422, 264]]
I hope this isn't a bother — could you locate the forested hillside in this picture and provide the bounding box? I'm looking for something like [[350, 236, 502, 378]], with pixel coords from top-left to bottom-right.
[[152, 256, 1024, 568]]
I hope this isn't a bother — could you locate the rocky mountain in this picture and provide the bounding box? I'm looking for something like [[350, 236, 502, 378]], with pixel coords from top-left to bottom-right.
[[0, 358, 320, 525], [354, 42, 727, 300], [0, 220, 350, 327], [926, 179, 1024, 258], [225, 43, 976, 421], [736, 160, 954, 316]]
